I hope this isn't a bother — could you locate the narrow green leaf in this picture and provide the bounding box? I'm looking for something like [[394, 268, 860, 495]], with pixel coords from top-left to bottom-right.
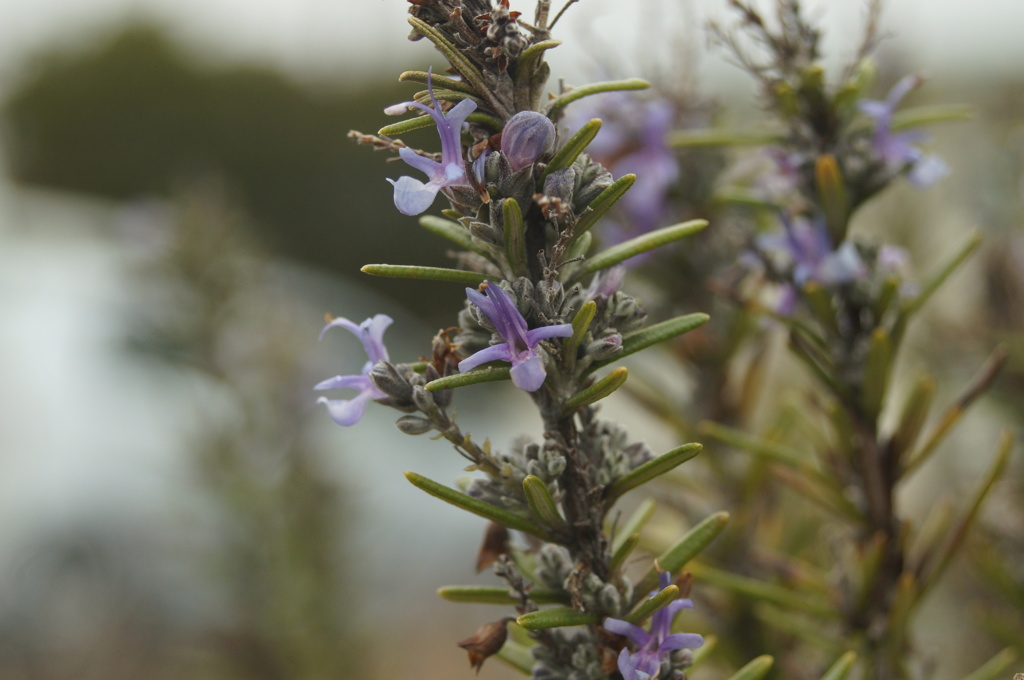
[[668, 128, 782, 147], [405, 471, 554, 541], [568, 230, 593, 261], [594, 313, 709, 371], [413, 89, 486, 108], [514, 40, 561, 110], [502, 198, 528, 277], [571, 220, 708, 281], [890, 375, 935, 462], [819, 651, 857, 680], [691, 564, 838, 619], [516, 39, 561, 77], [361, 264, 486, 285], [634, 512, 729, 598], [713, 189, 784, 211], [917, 430, 1014, 601], [860, 327, 892, 418], [419, 215, 490, 257], [564, 300, 596, 370], [903, 233, 981, 317], [609, 533, 640, 574], [815, 154, 850, 244], [496, 640, 535, 675], [523, 475, 565, 528], [726, 656, 775, 680], [517, 607, 598, 630], [407, 17, 495, 114], [802, 282, 839, 336], [611, 498, 656, 556], [625, 584, 679, 624], [570, 174, 635, 241], [891, 104, 973, 131], [606, 443, 702, 501], [546, 79, 650, 118], [399, 70, 478, 95], [425, 367, 511, 391], [562, 367, 628, 413], [379, 114, 434, 136], [960, 648, 1017, 680], [438, 585, 568, 605], [544, 118, 602, 177]]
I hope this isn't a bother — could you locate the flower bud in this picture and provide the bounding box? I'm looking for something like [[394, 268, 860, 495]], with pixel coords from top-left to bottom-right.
[[395, 415, 433, 435], [501, 111, 556, 171]]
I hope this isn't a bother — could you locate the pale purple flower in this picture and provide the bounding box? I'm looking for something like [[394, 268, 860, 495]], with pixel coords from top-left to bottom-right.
[[501, 111, 556, 171], [760, 214, 866, 287], [604, 572, 704, 680], [385, 71, 477, 215], [314, 314, 392, 426], [859, 75, 949, 187], [459, 282, 573, 392]]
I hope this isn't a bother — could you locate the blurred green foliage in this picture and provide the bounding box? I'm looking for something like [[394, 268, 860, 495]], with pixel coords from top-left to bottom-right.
[[1, 23, 463, 321]]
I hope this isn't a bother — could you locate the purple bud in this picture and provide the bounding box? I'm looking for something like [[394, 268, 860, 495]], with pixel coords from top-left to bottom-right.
[[501, 111, 556, 171]]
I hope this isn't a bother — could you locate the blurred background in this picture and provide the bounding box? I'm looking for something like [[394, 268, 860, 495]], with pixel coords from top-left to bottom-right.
[[0, 0, 1021, 679]]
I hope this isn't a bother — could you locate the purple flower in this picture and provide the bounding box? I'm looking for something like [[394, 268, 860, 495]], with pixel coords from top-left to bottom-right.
[[459, 282, 573, 392], [859, 75, 949, 187], [604, 572, 704, 680], [501, 111, 556, 171], [760, 214, 866, 287], [385, 71, 477, 215], [314, 314, 392, 426]]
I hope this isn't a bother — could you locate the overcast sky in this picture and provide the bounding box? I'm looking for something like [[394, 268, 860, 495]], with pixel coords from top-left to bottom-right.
[[1, 0, 1023, 91]]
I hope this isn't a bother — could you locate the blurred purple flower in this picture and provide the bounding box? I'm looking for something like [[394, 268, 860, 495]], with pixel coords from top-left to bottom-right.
[[604, 572, 704, 680], [315, 314, 392, 426], [459, 282, 573, 392], [385, 70, 476, 215], [760, 214, 866, 287], [572, 94, 680, 238], [501, 111, 556, 171], [859, 75, 949, 187]]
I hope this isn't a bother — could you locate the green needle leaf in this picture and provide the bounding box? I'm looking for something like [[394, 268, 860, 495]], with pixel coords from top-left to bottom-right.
[[624, 584, 679, 624], [399, 70, 478, 95], [819, 651, 857, 680], [609, 533, 640, 574], [438, 585, 568, 605], [959, 648, 1017, 680], [570, 220, 708, 281], [405, 472, 554, 541], [407, 17, 498, 116], [516, 607, 598, 630], [902, 233, 980, 317], [502, 198, 528, 277], [594, 313, 709, 371], [564, 300, 596, 370], [891, 104, 973, 131], [544, 119, 602, 177], [726, 656, 775, 680], [425, 367, 512, 391], [361, 264, 486, 286], [690, 564, 838, 619], [570, 174, 635, 241], [668, 128, 782, 147], [546, 79, 650, 118], [419, 215, 490, 257], [612, 498, 657, 556], [522, 475, 565, 528], [562, 367, 628, 413], [379, 115, 434, 136], [860, 327, 892, 419], [606, 443, 702, 502], [634, 512, 729, 598], [496, 640, 535, 675]]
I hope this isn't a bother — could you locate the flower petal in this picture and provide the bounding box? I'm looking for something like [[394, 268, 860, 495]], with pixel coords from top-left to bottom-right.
[[525, 323, 574, 345], [361, 314, 393, 363], [603, 618, 651, 648], [389, 176, 442, 216], [314, 374, 373, 392], [658, 632, 704, 652], [398, 145, 445, 179], [458, 344, 513, 373], [510, 352, 547, 392], [317, 392, 373, 427]]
